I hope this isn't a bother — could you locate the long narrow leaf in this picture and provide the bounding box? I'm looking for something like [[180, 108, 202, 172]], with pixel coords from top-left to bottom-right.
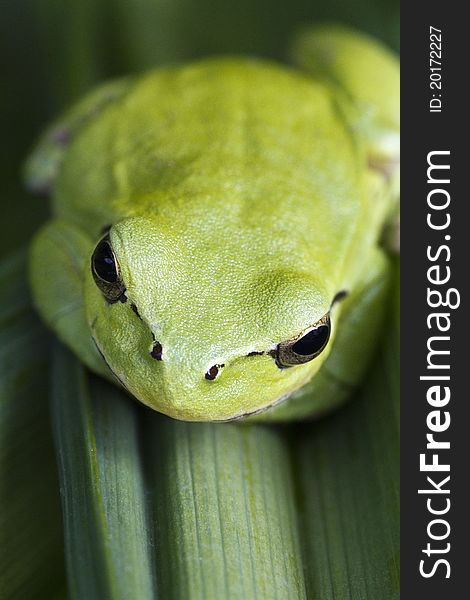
[[148, 418, 307, 600], [0, 252, 65, 600], [51, 345, 157, 600]]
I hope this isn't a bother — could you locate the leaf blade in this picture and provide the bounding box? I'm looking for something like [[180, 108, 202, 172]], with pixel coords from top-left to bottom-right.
[[51, 345, 157, 600], [148, 418, 307, 600], [0, 252, 65, 600]]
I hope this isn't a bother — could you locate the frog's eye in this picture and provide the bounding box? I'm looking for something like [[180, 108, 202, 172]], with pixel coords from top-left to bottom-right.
[[91, 235, 126, 303], [275, 315, 330, 368]]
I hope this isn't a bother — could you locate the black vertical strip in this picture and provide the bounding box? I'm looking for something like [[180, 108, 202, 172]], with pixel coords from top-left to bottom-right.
[[401, 4, 467, 598]]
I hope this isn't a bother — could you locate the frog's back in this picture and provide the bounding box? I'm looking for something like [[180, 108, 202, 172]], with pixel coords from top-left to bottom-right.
[[53, 58, 370, 294]]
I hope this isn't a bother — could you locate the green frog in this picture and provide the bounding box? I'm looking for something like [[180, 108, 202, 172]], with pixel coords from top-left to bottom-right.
[[25, 25, 399, 422]]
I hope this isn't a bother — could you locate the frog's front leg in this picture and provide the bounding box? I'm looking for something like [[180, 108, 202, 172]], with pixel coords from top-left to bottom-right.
[[29, 220, 111, 378], [256, 248, 391, 422]]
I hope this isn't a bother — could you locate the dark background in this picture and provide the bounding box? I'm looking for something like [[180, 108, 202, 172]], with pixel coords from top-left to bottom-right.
[[1, 0, 399, 257]]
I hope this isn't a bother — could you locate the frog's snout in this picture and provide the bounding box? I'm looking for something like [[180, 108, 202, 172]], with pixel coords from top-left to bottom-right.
[[149, 339, 226, 382]]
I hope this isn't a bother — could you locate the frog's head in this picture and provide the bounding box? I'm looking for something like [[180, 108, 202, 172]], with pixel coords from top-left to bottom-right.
[[85, 216, 337, 421]]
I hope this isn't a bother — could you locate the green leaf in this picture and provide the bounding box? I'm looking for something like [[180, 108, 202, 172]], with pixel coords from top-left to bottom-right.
[[148, 419, 307, 600], [0, 252, 66, 600], [51, 347, 157, 600]]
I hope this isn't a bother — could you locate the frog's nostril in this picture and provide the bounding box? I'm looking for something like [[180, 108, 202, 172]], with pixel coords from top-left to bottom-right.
[[150, 342, 163, 360], [205, 364, 224, 381]]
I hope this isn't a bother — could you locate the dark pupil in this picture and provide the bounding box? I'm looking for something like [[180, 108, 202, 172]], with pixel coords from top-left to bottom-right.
[[292, 325, 329, 356], [93, 240, 118, 283]]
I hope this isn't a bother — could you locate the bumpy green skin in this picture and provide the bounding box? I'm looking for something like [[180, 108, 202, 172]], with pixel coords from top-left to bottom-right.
[[26, 26, 399, 422]]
